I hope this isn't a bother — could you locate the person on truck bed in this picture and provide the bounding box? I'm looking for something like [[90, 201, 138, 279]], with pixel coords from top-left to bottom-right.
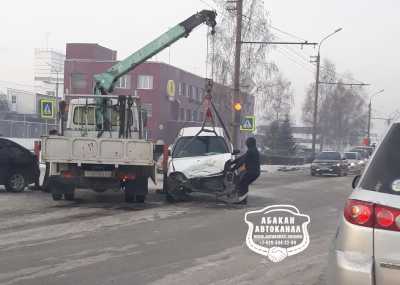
[[231, 137, 260, 204]]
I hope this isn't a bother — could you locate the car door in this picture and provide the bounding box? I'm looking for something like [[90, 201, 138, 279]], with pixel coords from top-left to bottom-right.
[[0, 139, 9, 184], [6, 140, 35, 179], [359, 123, 400, 285]]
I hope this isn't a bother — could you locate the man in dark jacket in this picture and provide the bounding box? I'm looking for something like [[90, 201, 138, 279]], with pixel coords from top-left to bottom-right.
[[231, 137, 260, 204]]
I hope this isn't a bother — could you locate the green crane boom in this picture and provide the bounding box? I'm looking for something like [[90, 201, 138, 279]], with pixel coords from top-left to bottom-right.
[[93, 10, 217, 95]]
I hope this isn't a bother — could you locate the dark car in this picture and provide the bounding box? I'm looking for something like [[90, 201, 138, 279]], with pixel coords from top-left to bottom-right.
[[0, 138, 40, 192], [311, 151, 348, 176]]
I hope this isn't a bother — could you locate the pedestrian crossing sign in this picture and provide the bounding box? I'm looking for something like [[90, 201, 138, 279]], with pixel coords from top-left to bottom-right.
[[40, 99, 55, 119], [240, 116, 256, 132]]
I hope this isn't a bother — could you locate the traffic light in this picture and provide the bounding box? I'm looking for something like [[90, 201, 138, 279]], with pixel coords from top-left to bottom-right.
[[233, 102, 242, 111]]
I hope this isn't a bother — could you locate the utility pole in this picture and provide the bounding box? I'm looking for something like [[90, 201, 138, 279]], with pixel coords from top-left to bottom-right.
[[232, 0, 243, 149], [367, 89, 384, 145], [367, 100, 372, 145], [310, 28, 343, 158], [311, 52, 321, 158]]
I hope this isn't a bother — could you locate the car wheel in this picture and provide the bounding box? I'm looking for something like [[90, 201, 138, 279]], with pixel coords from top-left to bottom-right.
[[5, 173, 26, 192], [311, 171, 315, 176]]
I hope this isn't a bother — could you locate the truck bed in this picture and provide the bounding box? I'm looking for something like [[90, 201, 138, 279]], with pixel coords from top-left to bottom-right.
[[41, 136, 154, 166]]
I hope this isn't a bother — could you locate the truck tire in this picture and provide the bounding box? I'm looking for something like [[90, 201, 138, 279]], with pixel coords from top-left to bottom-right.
[[125, 188, 135, 203], [124, 177, 148, 203], [64, 191, 75, 201], [135, 195, 146, 203], [52, 192, 63, 201]]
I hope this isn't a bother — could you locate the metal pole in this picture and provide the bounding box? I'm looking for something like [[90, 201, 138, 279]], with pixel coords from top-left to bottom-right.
[[367, 100, 372, 146], [56, 71, 59, 130], [311, 52, 320, 158], [311, 28, 342, 158], [232, 0, 243, 149]]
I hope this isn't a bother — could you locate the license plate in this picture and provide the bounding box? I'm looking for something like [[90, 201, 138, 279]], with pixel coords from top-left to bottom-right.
[[84, 171, 112, 178], [320, 167, 329, 171]]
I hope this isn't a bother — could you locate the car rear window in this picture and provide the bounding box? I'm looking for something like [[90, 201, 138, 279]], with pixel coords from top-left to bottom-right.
[[344, 152, 357, 160], [173, 136, 229, 158], [361, 123, 400, 195], [316, 152, 341, 160]]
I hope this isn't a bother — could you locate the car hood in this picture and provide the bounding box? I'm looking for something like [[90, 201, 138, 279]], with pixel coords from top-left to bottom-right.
[[169, 153, 232, 179]]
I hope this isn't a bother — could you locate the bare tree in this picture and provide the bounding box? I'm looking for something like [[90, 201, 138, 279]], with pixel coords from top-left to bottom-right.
[[211, 0, 277, 86], [302, 59, 368, 149]]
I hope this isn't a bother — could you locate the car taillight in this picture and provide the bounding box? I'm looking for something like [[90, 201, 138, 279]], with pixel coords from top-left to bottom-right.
[[344, 199, 400, 231], [344, 200, 374, 227], [62, 171, 74, 178], [375, 205, 400, 231]]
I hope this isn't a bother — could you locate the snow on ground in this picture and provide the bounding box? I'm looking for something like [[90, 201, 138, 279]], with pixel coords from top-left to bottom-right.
[[261, 164, 311, 173]]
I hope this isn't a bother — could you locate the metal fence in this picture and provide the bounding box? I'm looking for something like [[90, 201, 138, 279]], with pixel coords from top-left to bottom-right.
[[0, 120, 58, 138]]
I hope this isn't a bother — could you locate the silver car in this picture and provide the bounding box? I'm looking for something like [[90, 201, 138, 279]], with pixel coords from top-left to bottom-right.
[[344, 151, 365, 174], [328, 123, 400, 285]]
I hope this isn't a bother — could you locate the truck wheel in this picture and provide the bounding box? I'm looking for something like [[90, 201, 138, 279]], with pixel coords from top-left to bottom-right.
[[52, 192, 63, 201], [135, 195, 146, 203], [64, 191, 75, 201], [125, 190, 135, 203]]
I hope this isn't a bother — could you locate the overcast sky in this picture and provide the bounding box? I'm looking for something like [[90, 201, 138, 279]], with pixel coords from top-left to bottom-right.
[[2, 0, 399, 137]]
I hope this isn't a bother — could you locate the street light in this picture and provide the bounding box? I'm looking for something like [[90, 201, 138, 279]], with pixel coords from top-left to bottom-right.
[[367, 89, 384, 145], [311, 27, 343, 158]]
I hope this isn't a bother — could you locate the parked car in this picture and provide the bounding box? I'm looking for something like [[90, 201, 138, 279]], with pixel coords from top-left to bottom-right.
[[327, 122, 400, 285], [344, 151, 364, 174], [310, 151, 348, 176], [0, 138, 40, 192], [352, 145, 375, 157], [349, 147, 370, 162]]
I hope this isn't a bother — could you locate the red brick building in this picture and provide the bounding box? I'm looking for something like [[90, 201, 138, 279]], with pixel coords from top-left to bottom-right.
[[64, 43, 254, 147]]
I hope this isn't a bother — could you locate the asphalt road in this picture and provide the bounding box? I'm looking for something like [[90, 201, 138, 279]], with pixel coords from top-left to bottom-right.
[[0, 170, 353, 285]]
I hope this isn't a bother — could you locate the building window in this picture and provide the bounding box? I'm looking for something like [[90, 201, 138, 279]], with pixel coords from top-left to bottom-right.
[[11, 95, 17, 104], [141, 103, 152, 117], [186, 85, 190, 97], [137, 75, 153, 90], [193, 110, 198, 122], [115, 75, 131, 89], [186, 109, 191, 121], [71, 73, 87, 89], [188, 85, 192, 99], [180, 108, 185, 121], [182, 83, 186, 97], [178, 83, 183, 96]]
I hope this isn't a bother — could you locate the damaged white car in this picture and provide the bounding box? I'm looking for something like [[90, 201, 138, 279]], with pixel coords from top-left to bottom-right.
[[165, 127, 239, 202]]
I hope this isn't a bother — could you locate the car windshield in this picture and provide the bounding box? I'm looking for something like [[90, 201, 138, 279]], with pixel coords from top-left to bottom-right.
[[172, 136, 229, 158], [344, 152, 357, 160], [361, 123, 400, 195], [316, 152, 341, 160]]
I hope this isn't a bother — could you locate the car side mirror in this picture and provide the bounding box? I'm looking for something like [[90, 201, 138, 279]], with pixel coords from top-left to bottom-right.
[[352, 175, 361, 189], [232, 149, 240, 155]]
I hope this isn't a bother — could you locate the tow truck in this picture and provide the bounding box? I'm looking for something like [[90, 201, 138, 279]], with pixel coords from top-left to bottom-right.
[[40, 10, 217, 202]]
